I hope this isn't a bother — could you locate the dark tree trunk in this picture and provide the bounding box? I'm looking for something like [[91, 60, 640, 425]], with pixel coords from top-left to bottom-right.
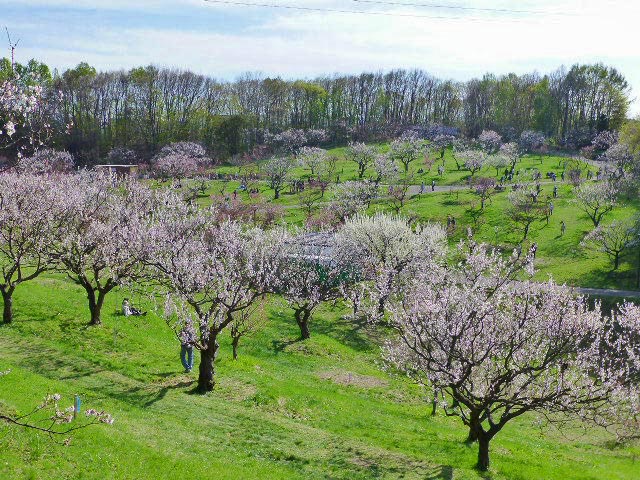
[[86, 287, 107, 326], [614, 253, 620, 270], [197, 335, 220, 393], [477, 432, 491, 472], [232, 336, 239, 360], [1, 287, 14, 324], [294, 307, 311, 339]]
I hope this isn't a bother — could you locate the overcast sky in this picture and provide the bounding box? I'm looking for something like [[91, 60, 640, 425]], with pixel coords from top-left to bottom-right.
[[2, 0, 639, 115]]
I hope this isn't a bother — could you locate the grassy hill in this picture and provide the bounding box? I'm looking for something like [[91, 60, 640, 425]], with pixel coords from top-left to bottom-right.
[[209, 147, 640, 290], [1, 274, 639, 479]]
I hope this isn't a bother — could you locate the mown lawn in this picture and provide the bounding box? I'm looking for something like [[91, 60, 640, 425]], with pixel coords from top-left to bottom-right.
[[197, 146, 638, 289], [1, 275, 639, 479]]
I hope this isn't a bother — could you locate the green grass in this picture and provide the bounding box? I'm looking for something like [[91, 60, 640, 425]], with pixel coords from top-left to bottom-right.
[[1, 275, 640, 479], [203, 147, 639, 290]]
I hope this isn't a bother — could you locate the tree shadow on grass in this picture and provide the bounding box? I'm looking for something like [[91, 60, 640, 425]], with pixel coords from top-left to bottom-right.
[[271, 338, 301, 353], [313, 313, 383, 353], [424, 465, 454, 480]]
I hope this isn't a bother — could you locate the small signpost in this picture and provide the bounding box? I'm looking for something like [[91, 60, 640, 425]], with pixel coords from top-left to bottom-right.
[[74, 395, 81, 419]]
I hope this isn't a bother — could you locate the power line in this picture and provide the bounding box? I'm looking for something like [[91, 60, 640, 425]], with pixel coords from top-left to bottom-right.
[[202, 0, 559, 23], [351, 0, 570, 16]]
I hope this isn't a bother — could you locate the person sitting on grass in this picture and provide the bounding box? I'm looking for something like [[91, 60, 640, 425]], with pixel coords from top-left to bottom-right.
[[122, 298, 146, 317]]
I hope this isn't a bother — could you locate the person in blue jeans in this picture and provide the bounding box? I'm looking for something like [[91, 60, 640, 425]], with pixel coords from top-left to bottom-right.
[[181, 342, 194, 373]]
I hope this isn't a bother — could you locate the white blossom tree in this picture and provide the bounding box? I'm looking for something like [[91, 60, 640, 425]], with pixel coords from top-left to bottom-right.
[[263, 156, 293, 199], [335, 213, 447, 316], [49, 174, 157, 325], [581, 219, 636, 270], [458, 149, 487, 177], [279, 231, 355, 339], [297, 146, 328, 176], [499, 142, 521, 175], [331, 181, 378, 220], [574, 181, 618, 227], [371, 154, 398, 185], [345, 142, 377, 179], [389, 134, 424, 173]]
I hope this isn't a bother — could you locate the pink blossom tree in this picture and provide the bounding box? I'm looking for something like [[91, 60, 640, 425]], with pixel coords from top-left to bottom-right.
[[49, 174, 158, 325], [0, 173, 65, 323], [14, 148, 74, 174], [149, 207, 284, 392], [151, 141, 209, 181], [477, 129, 502, 154], [384, 242, 617, 471]]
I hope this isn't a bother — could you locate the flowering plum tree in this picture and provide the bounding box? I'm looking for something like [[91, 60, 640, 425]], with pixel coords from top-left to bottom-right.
[[371, 154, 398, 185], [428, 134, 455, 165], [107, 147, 137, 164], [0, 173, 65, 323], [388, 134, 424, 173], [507, 185, 547, 241], [263, 156, 293, 199], [477, 129, 502, 154], [49, 174, 157, 325], [335, 213, 447, 317], [581, 219, 636, 270], [331, 181, 378, 220], [0, 385, 114, 437], [0, 74, 60, 165], [345, 142, 377, 179], [280, 231, 354, 339], [458, 149, 487, 177], [14, 148, 74, 174], [499, 142, 521, 175], [150, 207, 284, 392], [574, 181, 618, 227], [518, 130, 545, 154], [151, 141, 209, 180], [472, 177, 496, 209], [384, 243, 617, 471], [297, 146, 328, 176]]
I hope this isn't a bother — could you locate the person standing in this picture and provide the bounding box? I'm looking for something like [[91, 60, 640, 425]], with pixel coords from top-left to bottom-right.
[[179, 328, 195, 373], [560, 220, 566, 236]]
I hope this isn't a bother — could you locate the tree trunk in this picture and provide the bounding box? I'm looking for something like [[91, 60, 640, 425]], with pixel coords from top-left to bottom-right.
[[1, 287, 14, 324], [294, 308, 311, 340], [232, 336, 239, 360], [197, 335, 220, 393], [86, 288, 107, 326], [614, 253, 620, 270], [476, 432, 491, 472]]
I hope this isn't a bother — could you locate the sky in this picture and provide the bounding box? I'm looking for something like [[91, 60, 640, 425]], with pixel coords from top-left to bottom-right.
[[2, 0, 639, 115]]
